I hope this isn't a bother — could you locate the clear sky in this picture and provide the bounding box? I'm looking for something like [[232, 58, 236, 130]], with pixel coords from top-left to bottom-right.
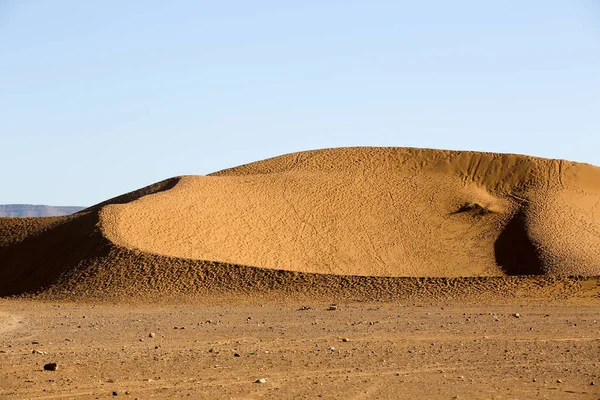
[[1, 1, 599, 206]]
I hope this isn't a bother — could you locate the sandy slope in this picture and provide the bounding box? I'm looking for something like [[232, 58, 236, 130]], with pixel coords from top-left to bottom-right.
[[102, 147, 600, 277], [1, 147, 600, 300]]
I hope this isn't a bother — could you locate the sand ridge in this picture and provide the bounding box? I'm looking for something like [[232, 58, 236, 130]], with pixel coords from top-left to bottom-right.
[[1, 147, 600, 301], [102, 147, 600, 277]]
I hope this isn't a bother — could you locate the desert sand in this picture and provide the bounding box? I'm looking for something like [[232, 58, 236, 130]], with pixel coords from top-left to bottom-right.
[[1, 147, 599, 398], [1, 147, 600, 300], [1, 301, 599, 399]]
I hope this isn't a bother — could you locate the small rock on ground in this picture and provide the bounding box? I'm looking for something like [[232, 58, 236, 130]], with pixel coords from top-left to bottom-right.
[[43, 363, 58, 371]]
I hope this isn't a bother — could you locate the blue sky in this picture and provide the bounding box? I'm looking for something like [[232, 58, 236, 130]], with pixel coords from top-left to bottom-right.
[[1, 1, 599, 205]]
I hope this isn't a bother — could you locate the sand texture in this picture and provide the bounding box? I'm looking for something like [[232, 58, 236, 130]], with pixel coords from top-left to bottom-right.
[[1, 301, 599, 399], [1, 147, 600, 301]]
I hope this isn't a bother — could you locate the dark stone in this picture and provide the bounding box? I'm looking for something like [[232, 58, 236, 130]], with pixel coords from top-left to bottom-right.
[[43, 363, 58, 371]]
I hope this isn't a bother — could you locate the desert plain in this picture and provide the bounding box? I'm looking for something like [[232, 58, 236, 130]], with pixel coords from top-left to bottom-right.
[[1, 147, 600, 399], [1, 300, 600, 399]]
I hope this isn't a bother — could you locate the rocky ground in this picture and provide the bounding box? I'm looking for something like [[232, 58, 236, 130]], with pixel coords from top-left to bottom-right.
[[1, 300, 599, 399]]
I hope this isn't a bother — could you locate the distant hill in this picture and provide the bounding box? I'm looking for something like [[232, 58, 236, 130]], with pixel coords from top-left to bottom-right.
[[0, 204, 85, 217]]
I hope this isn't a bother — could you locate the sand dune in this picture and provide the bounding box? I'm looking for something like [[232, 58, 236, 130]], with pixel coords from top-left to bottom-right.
[[103, 147, 600, 277], [1, 147, 600, 300]]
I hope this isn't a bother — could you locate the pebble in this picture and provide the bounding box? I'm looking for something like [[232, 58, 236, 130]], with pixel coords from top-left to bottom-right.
[[112, 391, 118, 396], [149, 332, 156, 338], [255, 378, 267, 384], [327, 305, 338, 311], [43, 363, 58, 371], [32, 350, 47, 355], [591, 382, 596, 386], [513, 313, 521, 318], [342, 338, 351, 342], [557, 379, 563, 383], [298, 306, 311, 311]]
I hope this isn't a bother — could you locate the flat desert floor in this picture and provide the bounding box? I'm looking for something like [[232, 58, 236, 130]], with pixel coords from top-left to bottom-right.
[[1, 300, 599, 399]]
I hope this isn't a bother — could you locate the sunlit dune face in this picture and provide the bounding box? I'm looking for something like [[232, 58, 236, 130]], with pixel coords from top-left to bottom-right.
[[100, 149, 600, 277], [523, 163, 600, 275], [101, 169, 510, 277]]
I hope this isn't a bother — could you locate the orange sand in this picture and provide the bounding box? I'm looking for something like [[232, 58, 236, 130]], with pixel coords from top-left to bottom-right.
[[104, 147, 600, 277], [1, 147, 600, 301]]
